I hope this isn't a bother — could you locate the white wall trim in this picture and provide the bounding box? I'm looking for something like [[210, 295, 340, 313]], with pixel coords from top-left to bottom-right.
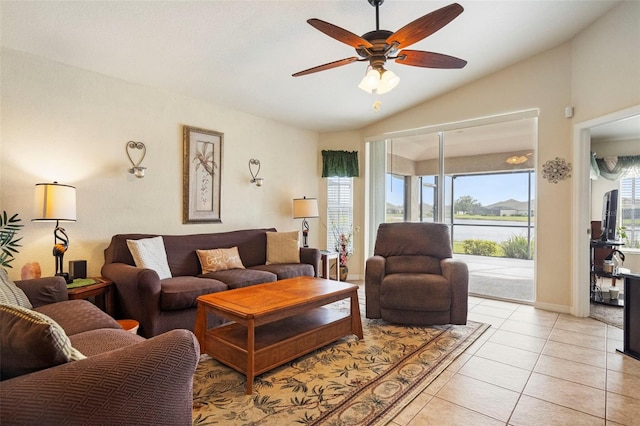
[[534, 301, 572, 315]]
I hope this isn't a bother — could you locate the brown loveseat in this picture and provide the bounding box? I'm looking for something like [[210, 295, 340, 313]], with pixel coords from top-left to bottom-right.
[[102, 228, 320, 337], [0, 276, 199, 426], [365, 222, 468, 325]]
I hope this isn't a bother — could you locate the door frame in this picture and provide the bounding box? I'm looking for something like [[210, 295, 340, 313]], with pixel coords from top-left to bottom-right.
[[571, 105, 640, 317]]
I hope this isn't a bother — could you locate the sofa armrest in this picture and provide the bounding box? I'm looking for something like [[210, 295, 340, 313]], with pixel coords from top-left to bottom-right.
[[14, 276, 68, 308], [441, 258, 469, 324], [365, 255, 386, 319], [300, 247, 321, 277], [0, 329, 200, 426], [101, 262, 161, 335]]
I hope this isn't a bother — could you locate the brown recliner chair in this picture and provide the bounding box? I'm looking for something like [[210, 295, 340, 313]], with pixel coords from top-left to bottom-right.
[[365, 222, 468, 325]]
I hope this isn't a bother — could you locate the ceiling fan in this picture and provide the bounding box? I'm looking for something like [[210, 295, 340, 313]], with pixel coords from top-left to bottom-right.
[[292, 1, 467, 95]]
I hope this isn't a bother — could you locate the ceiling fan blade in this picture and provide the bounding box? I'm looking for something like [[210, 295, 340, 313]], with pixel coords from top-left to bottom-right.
[[387, 3, 464, 49], [307, 19, 373, 49], [292, 57, 360, 77], [396, 50, 467, 69]]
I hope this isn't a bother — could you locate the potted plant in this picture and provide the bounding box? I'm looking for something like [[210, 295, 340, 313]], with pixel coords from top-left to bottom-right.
[[1, 211, 23, 269], [331, 222, 353, 281]]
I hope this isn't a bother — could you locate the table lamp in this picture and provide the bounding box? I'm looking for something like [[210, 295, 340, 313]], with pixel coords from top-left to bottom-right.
[[32, 182, 76, 283], [293, 196, 319, 248]]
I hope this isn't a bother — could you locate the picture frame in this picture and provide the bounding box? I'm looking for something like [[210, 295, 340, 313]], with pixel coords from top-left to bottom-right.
[[183, 125, 223, 223]]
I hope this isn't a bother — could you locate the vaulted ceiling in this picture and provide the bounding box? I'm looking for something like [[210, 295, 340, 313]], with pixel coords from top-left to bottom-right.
[[1, 1, 621, 133]]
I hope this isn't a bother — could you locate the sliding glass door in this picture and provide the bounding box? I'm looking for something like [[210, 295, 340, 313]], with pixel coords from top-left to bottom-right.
[[367, 114, 537, 302]]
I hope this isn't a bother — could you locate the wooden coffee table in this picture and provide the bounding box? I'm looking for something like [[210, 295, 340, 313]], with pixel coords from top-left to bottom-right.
[[194, 276, 363, 394]]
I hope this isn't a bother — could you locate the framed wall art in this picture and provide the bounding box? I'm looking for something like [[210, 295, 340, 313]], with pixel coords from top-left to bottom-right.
[[183, 125, 223, 223]]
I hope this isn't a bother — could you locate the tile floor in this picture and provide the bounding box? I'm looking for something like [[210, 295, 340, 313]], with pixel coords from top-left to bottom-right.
[[390, 296, 640, 426]]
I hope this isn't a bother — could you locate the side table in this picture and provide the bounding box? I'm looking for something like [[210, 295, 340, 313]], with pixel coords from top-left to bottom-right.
[[67, 277, 115, 317], [319, 250, 340, 281]]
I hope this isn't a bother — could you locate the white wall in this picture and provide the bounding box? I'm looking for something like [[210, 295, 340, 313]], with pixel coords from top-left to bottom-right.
[[1, 49, 320, 280], [319, 1, 640, 312]]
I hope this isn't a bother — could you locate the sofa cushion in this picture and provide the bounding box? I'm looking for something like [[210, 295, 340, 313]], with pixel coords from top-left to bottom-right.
[[380, 273, 451, 312], [160, 277, 228, 311], [266, 231, 300, 264], [0, 303, 86, 380], [127, 236, 172, 279], [70, 328, 145, 357], [0, 268, 32, 309], [35, 299, 122, 336], [197, 247, 245, 273], [201, 268, 277, 289], [250, 263, 314, 280], [385, 255, 442, 275]]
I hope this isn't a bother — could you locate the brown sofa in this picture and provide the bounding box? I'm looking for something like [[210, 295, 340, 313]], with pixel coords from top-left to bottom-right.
[[365, 222, 468, 325], [1, 276, 199, 426], [101, 228, 321, 337]]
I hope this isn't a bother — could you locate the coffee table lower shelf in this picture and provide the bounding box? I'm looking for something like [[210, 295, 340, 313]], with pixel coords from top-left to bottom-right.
[[205, 307, 352, 380]]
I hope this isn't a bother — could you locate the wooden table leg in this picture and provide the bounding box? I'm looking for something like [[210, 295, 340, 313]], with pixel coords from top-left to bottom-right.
[[350, 290, 363, 339], [194, 303, 206, 354], [246, 319, 255, 394], [322, 256, 329, 279]]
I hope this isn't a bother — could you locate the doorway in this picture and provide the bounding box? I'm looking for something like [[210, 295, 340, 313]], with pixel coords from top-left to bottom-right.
[[571, 105, 640, 317]]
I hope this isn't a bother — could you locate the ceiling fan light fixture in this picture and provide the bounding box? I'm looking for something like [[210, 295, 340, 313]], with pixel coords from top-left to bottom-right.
[[358, 68, 380, 93], [376, 69, 400, 94]]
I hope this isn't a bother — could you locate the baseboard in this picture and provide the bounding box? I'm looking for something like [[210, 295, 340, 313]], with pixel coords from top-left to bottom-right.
[[534, 301, 571, 315]]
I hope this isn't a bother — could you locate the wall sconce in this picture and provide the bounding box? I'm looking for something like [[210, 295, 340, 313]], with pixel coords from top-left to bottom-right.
[[249, 159, 264, 186], [126, 141, 147, 178], [32, 182, 76, 283]]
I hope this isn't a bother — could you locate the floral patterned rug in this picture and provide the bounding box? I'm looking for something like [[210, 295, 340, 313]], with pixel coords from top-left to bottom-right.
[[192, 295, 489, 425]]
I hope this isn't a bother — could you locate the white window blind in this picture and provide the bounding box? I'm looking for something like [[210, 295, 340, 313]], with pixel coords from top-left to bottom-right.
[[620, 176, 640, 248], [327, 176, 353, 251]]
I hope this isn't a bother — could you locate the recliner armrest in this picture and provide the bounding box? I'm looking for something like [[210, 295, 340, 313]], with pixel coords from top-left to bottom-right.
[[441, 258, 469, 324], [14, 276, 68, 308], [0, 329, 200, 426], [365, 255, 386, 319]]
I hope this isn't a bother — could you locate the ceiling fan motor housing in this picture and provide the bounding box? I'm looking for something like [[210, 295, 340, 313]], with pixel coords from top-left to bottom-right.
[[356, 30, 397, 70]]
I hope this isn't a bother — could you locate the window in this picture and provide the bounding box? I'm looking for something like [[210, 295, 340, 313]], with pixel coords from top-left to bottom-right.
[[620, 176, 640, 248], [385, 174, 405, 222], [419, 175, 437, 222], [327, 176, 353, 251]]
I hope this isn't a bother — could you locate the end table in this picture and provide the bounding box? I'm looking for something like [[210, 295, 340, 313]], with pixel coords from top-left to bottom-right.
[[319, 250, 340, 281], [67, 277, 115, 317]]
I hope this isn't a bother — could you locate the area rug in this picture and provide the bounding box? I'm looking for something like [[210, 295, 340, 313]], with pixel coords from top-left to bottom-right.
[[192, 296, 489, 425], [590, 302, 623, 329]]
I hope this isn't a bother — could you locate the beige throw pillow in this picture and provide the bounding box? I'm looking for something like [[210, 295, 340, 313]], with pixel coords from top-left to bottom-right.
[[0, 268, 33, 309], [197, 247, 245, 273], [126, 236, 172, 280], [0, 303, 86, 380], [266, 231, 300, 264]]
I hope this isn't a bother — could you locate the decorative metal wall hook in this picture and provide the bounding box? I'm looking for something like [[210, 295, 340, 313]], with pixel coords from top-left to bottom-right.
[[249, 159, 263, 186], [126, 141, 147, 178]]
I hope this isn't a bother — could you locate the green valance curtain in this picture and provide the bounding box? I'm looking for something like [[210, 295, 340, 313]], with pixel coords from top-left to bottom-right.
[[591, 153, 640, 180], [322, 150, 359, 177]]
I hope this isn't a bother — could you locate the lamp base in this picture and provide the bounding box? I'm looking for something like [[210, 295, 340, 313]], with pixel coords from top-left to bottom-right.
[[56, 272, 72, 284]]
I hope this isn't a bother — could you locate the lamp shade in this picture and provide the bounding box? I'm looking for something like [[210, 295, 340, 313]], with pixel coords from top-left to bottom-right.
[[33, 182, 77, 222], [292, 197, 319, 218]]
